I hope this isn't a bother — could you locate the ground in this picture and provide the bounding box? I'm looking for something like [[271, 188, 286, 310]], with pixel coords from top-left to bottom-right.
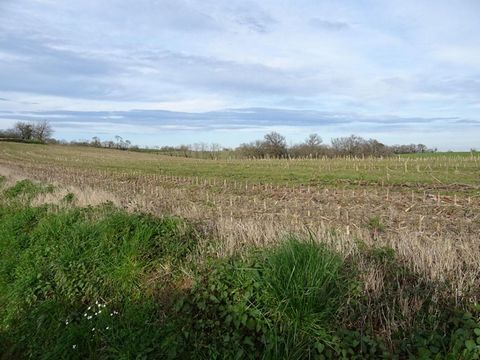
[[0, 142, 479, 358]]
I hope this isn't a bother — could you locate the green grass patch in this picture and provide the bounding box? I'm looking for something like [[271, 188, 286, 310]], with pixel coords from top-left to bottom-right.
[[3, 179, 54, 200], [261, 238, 346, 324]]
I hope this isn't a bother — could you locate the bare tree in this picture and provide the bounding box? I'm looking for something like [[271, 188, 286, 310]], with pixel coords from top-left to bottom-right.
[[417, 144, 427, 153], [209, 143, 221, 159], [14, 121, 34, 140], [114, 135, 123, 149], [263, 131, 287, 158], [91, 136, 101, 147], [0, 128, 19, 139], [32, 120, 53, 143], [237, 140, 267, 158], [305, 133, 322, 147], [331, 135, 364, 156]]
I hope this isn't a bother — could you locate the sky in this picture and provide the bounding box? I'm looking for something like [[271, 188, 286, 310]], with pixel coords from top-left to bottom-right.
[[0, 0, 479, 150]]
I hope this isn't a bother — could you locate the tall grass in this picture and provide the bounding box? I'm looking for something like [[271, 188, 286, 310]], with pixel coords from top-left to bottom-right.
[[256, 238, 357, 358], [262, 237, 346, 322]]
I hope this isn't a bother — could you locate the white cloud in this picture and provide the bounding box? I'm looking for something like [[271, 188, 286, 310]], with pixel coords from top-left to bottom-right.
[[0, 0, 479, 148]]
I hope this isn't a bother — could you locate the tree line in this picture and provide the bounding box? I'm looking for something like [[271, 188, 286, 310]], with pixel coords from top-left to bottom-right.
[[236, 132, 433, 158], [0, 121, 434, 158], [61, 135, 134, 150]]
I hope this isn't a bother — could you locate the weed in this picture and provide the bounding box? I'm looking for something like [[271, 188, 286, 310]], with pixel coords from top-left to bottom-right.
[[367, 215, 385, 236], [3, 179, 54, 200], [63, 192, 76, 203]]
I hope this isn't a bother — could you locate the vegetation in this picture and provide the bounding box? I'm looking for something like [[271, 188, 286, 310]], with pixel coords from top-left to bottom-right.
[[0, 141, 479, 359], [237, 132, 433, 159], [0, 179, 479, 359], [43, 129, 435, 159], [0, 120, 53, 144], [0, 180, 197, 359], [1, 142, 477, 187]]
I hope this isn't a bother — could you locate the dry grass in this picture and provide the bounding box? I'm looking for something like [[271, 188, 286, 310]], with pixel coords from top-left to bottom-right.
[[0, 164, 29, 185], [1, 161, 478, 289], [32, 185, 120, 208]]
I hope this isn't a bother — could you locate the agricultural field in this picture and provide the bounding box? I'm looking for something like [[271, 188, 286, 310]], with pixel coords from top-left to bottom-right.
[[1, 141, 480, 359]]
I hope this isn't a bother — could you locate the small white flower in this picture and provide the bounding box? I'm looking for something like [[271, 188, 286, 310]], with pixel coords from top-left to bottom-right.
[[87, 306, 91, 310], [92, 327, 95, 331], [72, 344, 77, 349], [65, 320, 69, 325], [110, 313, 113, 316], [95, 300, 99, 304], [98, 310, 102, 314], [106, 326, 109, 330], [87, 316, 92, 320], [84, 313, 87, 317]]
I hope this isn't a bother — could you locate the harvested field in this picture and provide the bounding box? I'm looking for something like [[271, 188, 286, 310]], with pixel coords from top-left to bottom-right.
[[1, 142, 480, 358], [1, 143, 479, 296]]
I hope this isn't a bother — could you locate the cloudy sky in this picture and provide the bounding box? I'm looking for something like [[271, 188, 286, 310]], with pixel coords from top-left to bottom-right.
[[0, 0, 479, 149]]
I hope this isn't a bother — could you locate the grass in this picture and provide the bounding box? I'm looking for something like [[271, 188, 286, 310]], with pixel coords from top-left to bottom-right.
[[260, 238, 346, 323], [1, 144, 479, 307], [3, 179, 54, 200], [0, 195, 197, 358], [1, 142, 479, 187], [400, 151, 477, 158], [167, 240, 364, 359]]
